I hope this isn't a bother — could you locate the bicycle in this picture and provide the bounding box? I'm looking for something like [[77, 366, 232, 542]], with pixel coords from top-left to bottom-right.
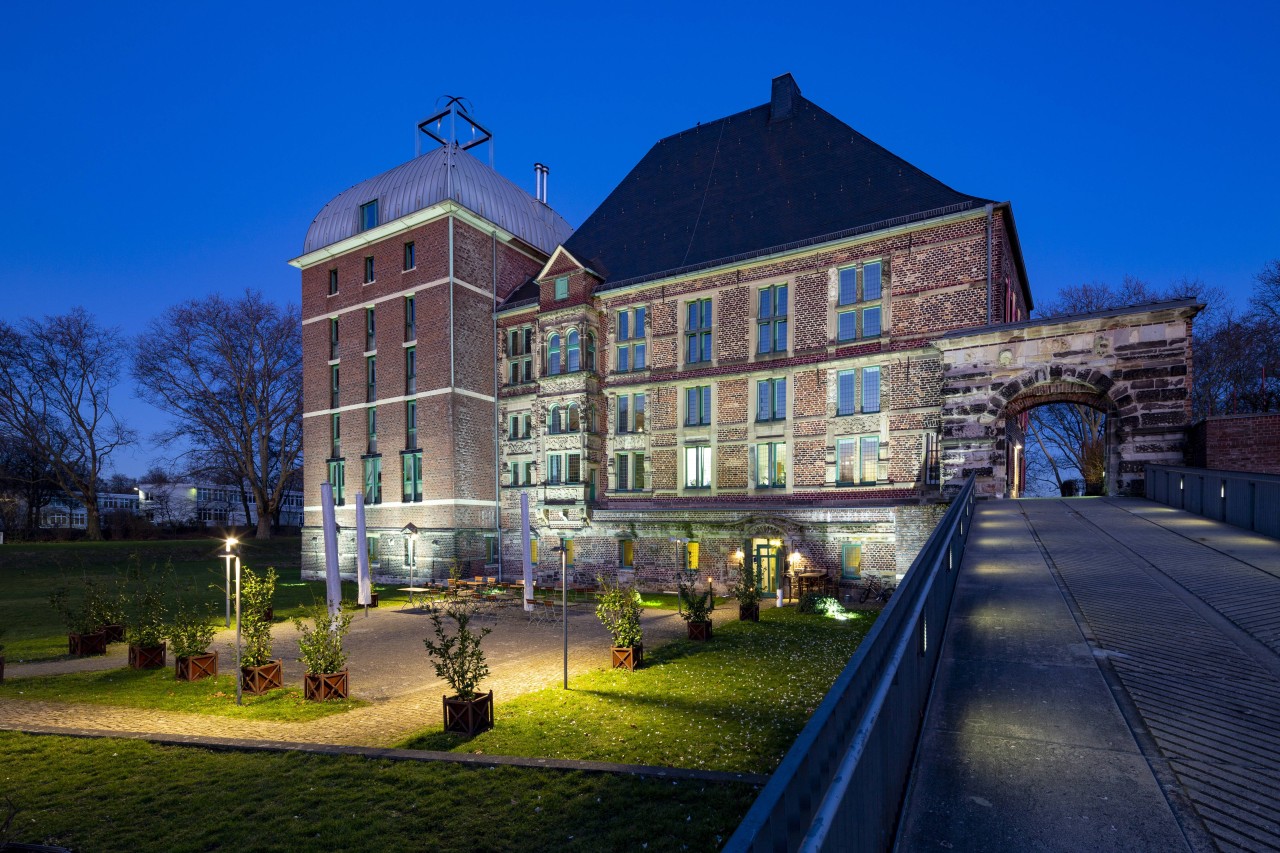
[[858, 575, 896, 604]]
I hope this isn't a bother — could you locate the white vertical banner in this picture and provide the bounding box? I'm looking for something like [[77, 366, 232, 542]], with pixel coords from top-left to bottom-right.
[[321, 482, 341, 617], [355, 495, 371, 608], [353, 491, 368, 612], [521, 491, 533, 611]]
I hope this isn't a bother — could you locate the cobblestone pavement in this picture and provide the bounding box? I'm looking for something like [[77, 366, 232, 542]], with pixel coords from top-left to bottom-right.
[[0, 600, 740, 748], [901, 498, 1280, 853]]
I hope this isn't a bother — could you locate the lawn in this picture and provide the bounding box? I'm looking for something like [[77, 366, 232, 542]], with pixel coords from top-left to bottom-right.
[[401, 605, 876, 774], [0, 731, 757, 852], [0, 537, 410, 663], [0, 666, 362, 722]]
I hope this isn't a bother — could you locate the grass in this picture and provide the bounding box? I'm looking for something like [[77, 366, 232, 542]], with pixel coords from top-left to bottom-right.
[[636, 592, 681, 610], [0, 537, 410, 663], [0, 731, 757, 852], [0, 666, 361, 722], [401, 606, 876, 774]]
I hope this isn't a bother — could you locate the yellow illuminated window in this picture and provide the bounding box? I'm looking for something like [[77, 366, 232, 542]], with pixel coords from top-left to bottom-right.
[[686, 542, 699, 570], [620, 540, 634, 567], [530, 540, 538, 564], [564, 539, 575, 565]]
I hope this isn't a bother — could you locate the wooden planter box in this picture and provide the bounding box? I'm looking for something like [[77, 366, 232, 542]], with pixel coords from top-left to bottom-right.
[[68, 631, 108, 656], [687, 620, 713, 641], [368, 591, 379, 607], [303, 670, 349, 701], [611, 644, 643, 671], [240, 659, 284, 695], [175, 651, 218, 682], [739, 603, 760, 622], [128, 643, 166, 670], [443, 690, 494, 736], [99, 623, 126, 644]]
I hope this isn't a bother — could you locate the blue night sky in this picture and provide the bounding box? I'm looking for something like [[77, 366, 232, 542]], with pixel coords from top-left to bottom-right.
[[3, 1, 1276, 475]]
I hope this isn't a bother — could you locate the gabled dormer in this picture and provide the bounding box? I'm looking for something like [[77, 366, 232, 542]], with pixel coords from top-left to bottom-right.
[[537, 246, 603, 311]]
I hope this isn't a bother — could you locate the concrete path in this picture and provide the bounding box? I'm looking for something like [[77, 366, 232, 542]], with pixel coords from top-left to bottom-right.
[[898, 497, 1280, 852]]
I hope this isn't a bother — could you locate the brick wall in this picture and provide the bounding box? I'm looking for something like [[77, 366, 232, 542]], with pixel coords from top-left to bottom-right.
[[1187, 413, 1280, 475]]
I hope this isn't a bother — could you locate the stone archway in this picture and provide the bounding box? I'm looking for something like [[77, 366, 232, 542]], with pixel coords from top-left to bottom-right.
[[935, 300, 1200, 498], [998, 374, 1118, 497]]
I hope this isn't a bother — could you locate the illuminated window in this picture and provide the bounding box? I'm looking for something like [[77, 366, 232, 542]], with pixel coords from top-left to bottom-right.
[[684, 446, 712, 489], [837, 261, 884, 342], [616, 307, 647, 372], [757, 284, 788, 354], [401, 451, 422, 503], [841, 543, 862, 579], [753, 442, 786, 488], [756, 378, 786, 422], [363, 456, 382, 504], [685, 385, 711, 426]]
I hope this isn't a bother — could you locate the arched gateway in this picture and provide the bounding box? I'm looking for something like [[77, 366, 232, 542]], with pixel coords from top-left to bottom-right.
[[936, 299, 1201, 498]]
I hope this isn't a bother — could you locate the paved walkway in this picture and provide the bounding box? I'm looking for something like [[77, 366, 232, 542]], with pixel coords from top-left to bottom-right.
[[898, 497, 1280, 853], [0, 599, 737, 749]]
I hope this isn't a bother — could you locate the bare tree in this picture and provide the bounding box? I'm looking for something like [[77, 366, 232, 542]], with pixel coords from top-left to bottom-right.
[[133, 291, 302, 539], [0, 427, 63, 536], [0, 308, 135, 539]]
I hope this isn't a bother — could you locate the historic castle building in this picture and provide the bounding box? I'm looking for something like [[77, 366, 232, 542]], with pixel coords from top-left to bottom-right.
[[293, 76, 1033, 593]]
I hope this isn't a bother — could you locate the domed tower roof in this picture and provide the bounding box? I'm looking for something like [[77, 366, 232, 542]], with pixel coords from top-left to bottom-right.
[[303, 144, 573, 256]]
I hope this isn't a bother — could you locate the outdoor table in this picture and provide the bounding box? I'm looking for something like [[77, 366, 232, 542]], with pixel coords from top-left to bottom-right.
[[397, 586, 433, 609], [793, 572, 831, 600]]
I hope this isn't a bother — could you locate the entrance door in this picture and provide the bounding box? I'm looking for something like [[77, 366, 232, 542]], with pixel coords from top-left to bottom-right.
[[752, 538, 782, 592]]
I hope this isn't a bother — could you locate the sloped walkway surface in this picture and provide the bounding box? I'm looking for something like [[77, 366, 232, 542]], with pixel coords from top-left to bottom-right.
[[0, 601, 735, 749], [899, 497, 1280, 853]]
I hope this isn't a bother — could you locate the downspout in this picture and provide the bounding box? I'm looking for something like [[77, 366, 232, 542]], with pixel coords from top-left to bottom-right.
[[493, 231, 502, 578], [985, 203, 994, 325], [449, 216, 455, 387]]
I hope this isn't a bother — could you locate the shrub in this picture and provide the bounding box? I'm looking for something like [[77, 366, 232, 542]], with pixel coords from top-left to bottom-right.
[[240, 567, 277, 667], [731, 563, 762, 609], [798, 593, 844, 617], [595, 576, 643, 648], [422, 604, 491, 700], [167, 601, 216, 659], [49, 585, 98, 635], [676, 573, 714, 623], [124, 562, 171, 648], [294, 604, 353, 675]]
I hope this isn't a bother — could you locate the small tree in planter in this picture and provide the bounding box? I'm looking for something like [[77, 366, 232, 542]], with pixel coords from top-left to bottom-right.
[[169, 601, 218, 681], [240, 567, 282, 694], [731, 562, 762, 622], [294, 604, 353, 701], [677, 574, 715, 641], [125, 564, 170, 669], [94, 584, 128, 644], [595, 575, 644, 670], [49, 585, 107, 656], [422, 604, 493, 736]]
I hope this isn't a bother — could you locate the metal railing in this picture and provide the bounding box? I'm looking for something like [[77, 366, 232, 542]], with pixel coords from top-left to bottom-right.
[[1145, 464, 1280, 539], [725, 474, 976, 853]]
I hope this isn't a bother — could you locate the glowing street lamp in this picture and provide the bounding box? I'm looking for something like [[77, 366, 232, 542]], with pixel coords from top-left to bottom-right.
[[223, 537, 243, 707]]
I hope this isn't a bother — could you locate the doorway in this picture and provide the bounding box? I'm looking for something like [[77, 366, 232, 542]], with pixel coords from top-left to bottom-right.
[[751, 538, 783, 592]]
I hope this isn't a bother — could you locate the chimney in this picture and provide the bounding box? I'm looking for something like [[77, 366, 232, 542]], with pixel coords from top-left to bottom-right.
[[533, 162, 549, 203], [770, 73, 801, 124]]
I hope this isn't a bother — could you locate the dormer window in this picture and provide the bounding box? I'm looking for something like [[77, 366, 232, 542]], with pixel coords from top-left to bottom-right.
[[360, 200, 379, 232], [554, 276, 569, 300]]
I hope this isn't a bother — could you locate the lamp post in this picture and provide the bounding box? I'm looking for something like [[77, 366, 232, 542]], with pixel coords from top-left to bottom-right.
[[221, 545, 235, 628], [224, 536, 243, 707], [552, 540, 568, 689]]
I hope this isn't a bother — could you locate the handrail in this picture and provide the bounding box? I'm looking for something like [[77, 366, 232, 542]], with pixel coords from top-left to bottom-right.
[[724, 474, 977, 853], [1145, 464, 1280, 539]]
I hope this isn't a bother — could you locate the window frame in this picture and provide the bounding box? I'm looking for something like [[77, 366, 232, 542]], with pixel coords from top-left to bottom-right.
[[403, 241, 415, 271], [683, 445, 712, 489], [405, 296, 416, 341], [401, 450, 422, 503], [862, 365, 881, 414], [548, 333, 562, 376], [836, 261, 884, 343], [362, 454, 382, 505], [328, 268, 338, 296], [756, 377, 787, 422], [753, 441, 787, 489], [685, 385, 712, 427], [359, 200, 378, 232], [363, 256, 375, 284], [405, 346, 416, 394], [554, 276, 569, 300], [685, 298, 713, 364], [757, 283, 789, 355], [405, 400, 417, 449], [327, 459, 346, 506], [366, 355, 377, 402], [616, 307, 648, 373]]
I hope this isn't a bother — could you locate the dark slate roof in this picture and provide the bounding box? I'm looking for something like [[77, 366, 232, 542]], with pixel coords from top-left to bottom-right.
[[565, 75, 992, 289]]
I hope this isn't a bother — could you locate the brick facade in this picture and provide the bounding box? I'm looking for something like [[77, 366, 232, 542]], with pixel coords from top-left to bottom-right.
[[1187, 413, 1280, 476]]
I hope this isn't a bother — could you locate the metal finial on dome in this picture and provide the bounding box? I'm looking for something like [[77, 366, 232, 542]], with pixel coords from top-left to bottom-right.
[[417, 96, 492, 162]]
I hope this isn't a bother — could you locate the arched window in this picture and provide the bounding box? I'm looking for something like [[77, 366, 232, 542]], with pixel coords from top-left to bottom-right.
[[549, 406, 563, 434], [585, 332, 596, 371], [567, 330, 581, 372], [548, 334, 562, 376], [568, 403, 581, 432]]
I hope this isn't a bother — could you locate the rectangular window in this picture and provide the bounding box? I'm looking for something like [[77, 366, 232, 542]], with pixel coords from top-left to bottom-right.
[[837, 310, 858, 343], [838, 267, 858, 306], [360, 200, 378, 231], [366, 407, 377, 454], [507, 326, 533, 384], [548, 454, 563, 485], [860, 436, 880, 484], [619, 539, 634, 568], [327, 460, 346, 505], [863, 261, 882, 301], [863, 306, 882, 338], [757, 284, 788, 354], [685, 385, 712, 426], [366, 355, 377, 402], [330, 413, 341, 458], [405, 346, 416, 394], [405, 296, 416, 341], [617, 393, 646, 433], [364, 256, 375, 284], [841, 543, 862, 580], [837, 439, 858, 485], [686, 541, 699, 570], [924, 432, 940, 485], [554, 276, 569, 300], [756, 378, 786, 422], [508, 414, 520, 440], [686, 298, 713, 364], [330, 364, 340, 408], [616, 453, 629, 491], [365, 307, 376, 351], [633, 453, 646, 490], [616, 307, 647, 372], [363, 456, 382, 504], [753, 442, 787, 488], [402, 451, 422, 502], [634, 393, 646, 432], [329, 318, 339, 360], [403, 241, 415, 271], [837, 262, 884, 342], [684, 445, 712, 489], [862, 366, 881, 413], [328, 268, 339, 296], [406, 400, 417, 449], [617, 395, 629, 433], [567, 453, 581, 484], [837, 369, 857, 416]]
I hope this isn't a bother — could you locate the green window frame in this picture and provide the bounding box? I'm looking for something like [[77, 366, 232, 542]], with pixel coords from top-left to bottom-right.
[[402, 451, 422, 503], [363, 456, 382, 504], [757, 284, 788, 354], [753, 442, 787, 488]]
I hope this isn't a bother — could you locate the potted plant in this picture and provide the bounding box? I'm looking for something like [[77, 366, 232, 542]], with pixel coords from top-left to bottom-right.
[[732, 561, 762, 622], [595, 575, 643, 670], [168, 600, 218, 681], [422, 603, 493, 735], [124, 569, 169, 670], [677, 574, 714, 641], [49, 586, 107, 656], [294, 604, 353, 701], [94, 585, 128, 644], [239, 567, 282, 694]]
